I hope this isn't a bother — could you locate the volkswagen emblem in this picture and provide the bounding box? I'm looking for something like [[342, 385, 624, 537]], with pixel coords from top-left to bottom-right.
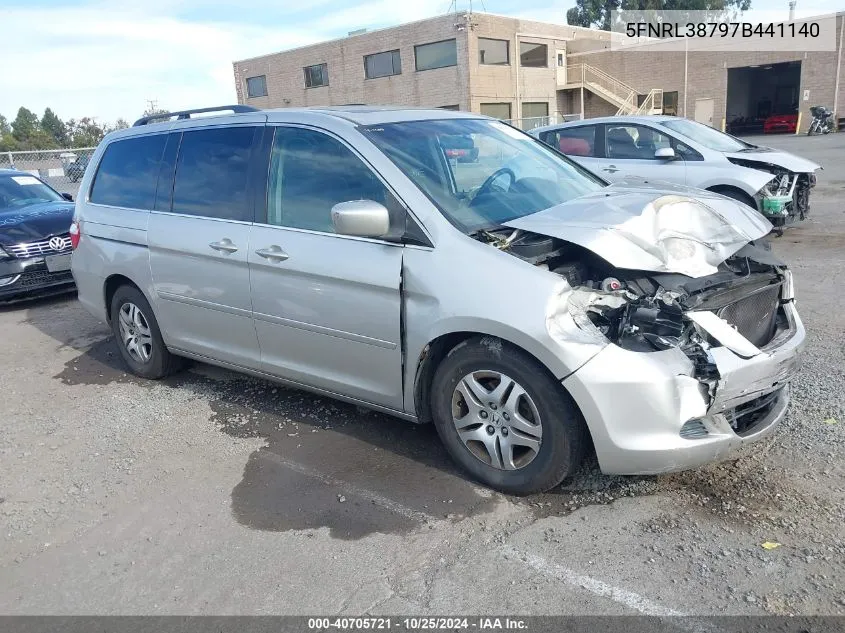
[[49, 237, 67, 252]]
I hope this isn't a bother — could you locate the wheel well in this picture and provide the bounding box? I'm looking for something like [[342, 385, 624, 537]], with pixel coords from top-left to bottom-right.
[[707, 185, 757, 209], [412, 332, 580, 425], [103, 275, 141, 322]]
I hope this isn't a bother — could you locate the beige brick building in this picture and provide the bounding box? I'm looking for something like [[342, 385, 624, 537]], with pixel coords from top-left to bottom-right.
[[233, 11, 845, 134], [232, 12, 609, 126]]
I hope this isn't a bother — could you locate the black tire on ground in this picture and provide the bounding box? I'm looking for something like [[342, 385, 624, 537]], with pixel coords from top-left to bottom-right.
[[109, 285, 181, 380], [430, 337, 588, 495]]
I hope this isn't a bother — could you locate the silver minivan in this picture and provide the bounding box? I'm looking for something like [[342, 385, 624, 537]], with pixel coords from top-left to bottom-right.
[[71, 105, 806, 494]]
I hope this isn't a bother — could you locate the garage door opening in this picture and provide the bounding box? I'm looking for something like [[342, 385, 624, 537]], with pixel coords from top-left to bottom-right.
[[726, 61, 801, 136]]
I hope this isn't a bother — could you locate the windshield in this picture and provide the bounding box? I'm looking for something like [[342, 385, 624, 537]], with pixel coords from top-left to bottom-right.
[[661, 119, 753, 152], [0, 174, 63, 210], [361, 119, 604, 233]]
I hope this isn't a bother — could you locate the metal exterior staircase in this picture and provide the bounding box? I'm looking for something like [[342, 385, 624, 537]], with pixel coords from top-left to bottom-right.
[[564, 64, 663, 116]]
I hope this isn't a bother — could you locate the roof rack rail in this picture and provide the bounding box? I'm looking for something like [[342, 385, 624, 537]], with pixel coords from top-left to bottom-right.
[[132, 105, 259, 127]]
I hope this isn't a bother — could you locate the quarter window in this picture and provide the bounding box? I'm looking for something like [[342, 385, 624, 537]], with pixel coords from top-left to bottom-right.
[[171, 126, 257, 221], [478, 38, 509, 65], [90, 134, 167, 209], [540, 126, 596, 157], [266, 127, 390, 234], [365, 50, 402, 79], [415, 39, 457, 71], [246, 75, 267, 98], [519, 42, 547, 67], [304, 63, 329, 88]]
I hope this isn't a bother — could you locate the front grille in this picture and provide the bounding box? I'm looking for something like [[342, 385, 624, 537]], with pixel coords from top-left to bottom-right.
[[716, 283, 781, 347], [6, 234, 72, 259], [725, 389, 781, 436], [16, 269, 74, 288]]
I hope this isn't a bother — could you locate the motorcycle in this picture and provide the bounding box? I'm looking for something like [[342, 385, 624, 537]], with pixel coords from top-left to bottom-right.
[[807, 105, 835, 135]]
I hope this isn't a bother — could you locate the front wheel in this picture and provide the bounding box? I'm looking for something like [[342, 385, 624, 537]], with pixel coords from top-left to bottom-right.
[[110, 285, 181, 379], [430, 337, 588, 495]]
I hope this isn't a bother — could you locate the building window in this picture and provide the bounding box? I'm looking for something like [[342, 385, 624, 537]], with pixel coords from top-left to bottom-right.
[[663, 91, 679, 116], [480, 103, 512, 120], [415, 39, 457, 71], [246, 75, 267, 98], [478, 38, 509, 65], [304, 63, 329, 88], [519, 42, 547, 67], [364, 50, 402, 79], [522, 102, 549, 119]]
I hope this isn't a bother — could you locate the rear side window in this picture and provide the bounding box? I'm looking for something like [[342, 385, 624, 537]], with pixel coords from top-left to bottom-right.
[[90, 135, 167, 209], [541, 126, 596, 157], [171, 126, 257, 221]]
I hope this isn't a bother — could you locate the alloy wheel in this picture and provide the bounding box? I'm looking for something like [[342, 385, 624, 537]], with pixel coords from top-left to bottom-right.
[[117, 302, 153, 364], [451, 370, 543, 470]]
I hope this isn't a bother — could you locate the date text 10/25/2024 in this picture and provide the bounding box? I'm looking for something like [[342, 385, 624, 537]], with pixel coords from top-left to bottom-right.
[[308, 617, 528, 630]]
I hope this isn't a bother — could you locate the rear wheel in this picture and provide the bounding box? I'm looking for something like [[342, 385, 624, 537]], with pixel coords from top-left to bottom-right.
[[109, 285, 181, 379], [430, 337, 588, 495]]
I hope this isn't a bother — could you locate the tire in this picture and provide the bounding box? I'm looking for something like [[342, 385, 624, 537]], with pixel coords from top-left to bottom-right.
[[430, 337, 588, 495], [711, 187, 756, 211], [109, 285, 181, 379]]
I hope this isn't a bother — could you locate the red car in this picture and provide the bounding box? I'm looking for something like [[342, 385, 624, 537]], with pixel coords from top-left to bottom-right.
[[763, 114, 798, 134]]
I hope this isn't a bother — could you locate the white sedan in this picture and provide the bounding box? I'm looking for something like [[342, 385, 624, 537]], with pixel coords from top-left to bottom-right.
[[530, 116, 820, 230]]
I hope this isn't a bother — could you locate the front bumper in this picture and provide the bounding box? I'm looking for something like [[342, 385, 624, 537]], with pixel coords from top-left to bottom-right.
[[563, 301, 805, 475], [0, 255, 75, 302]]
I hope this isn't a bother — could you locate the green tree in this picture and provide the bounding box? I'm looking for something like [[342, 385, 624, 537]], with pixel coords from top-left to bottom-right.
[[41, 108, 68, 146], [11, 107, 40, 142], [104, 118, 130, 134], [0, 115, 17, 151], [567, 0, 750, 31], [66, 118, 106, 148]]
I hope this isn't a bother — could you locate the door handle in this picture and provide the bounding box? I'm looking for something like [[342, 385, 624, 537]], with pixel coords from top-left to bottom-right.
[[209, 239, 238, 254], [255, 246, 289, 263], [603, 165, 619, 173]]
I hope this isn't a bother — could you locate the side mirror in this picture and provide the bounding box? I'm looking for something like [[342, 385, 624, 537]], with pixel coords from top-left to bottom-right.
[[62, 193, 74, 201], [331, 200, 390, 238], [654, 147, 676, 160]]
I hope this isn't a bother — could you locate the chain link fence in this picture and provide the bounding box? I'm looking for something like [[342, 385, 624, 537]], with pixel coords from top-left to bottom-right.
[[1, 147, 97, 197], [504, 113, 582, 131]]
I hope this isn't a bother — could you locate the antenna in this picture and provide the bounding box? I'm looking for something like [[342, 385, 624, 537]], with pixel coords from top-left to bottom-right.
[[445, 0, 486, 14]]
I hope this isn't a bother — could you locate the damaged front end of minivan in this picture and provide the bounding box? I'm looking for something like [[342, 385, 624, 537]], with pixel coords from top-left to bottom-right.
[[490, 190, 806, 474]]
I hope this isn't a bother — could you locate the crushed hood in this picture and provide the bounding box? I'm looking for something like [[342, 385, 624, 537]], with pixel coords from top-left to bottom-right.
[[504, 183, 772, 278], [725, 146, 821, 173], [0, 201, 75, 246]]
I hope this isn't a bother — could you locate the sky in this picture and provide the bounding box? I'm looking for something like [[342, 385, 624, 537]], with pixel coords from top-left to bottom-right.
[[0, 0, 840, 125]]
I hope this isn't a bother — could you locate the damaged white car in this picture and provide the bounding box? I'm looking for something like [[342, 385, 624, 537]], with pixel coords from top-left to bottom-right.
[[531, 116, 821, 234], [73, 107, 805, 496]]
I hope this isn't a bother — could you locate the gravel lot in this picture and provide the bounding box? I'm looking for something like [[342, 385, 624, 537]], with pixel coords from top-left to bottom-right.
[[1, 133, 843, 617]]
